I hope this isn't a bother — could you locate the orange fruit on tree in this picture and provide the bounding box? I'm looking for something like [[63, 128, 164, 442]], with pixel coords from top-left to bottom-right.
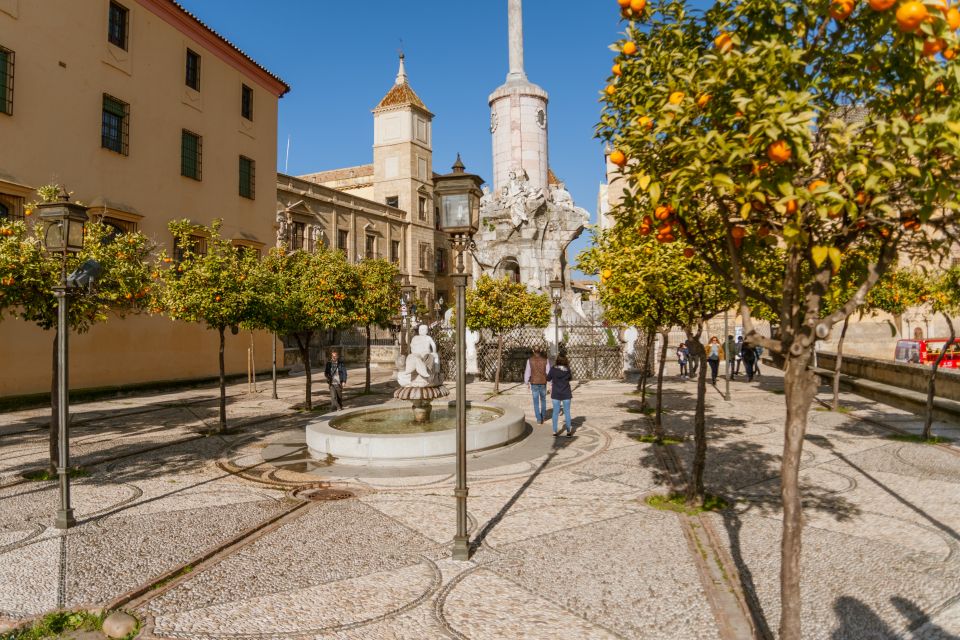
[[830, 0, 855, 20], [767, 139, 792, 163], [731, 226, 747, 239], [612, 63, 622, 76], [808, 180, 828, 192], [945, 47, 958, 59], [855, 190, 871, 205], [630, 0, 646, 11], [605, 84, 617, 96], [696, 93, 712, 108], [785, 199, 799, 214], [602, 268, 613, 279], [683, 247, 696, 258], [610, 150, 628, 166], [668, 91, 685, 105], [637, 115, 654, 129], [922, 38, 946, 57], [896, 1, 929, 31], [617, 0, 631, 7], [654, 205, 673, 220], [868, 0, 896, 9], [948, 7, 960, 28], [936, 81, 947, 93], [715, 32, 734, 52], [622, 41, 637, 55]]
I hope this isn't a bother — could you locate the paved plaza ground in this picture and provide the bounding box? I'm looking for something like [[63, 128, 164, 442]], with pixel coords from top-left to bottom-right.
[[0, 363, 959, 639]]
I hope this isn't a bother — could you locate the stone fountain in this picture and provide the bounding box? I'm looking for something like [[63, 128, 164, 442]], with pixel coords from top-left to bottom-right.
[[394, 324, 449, 423]]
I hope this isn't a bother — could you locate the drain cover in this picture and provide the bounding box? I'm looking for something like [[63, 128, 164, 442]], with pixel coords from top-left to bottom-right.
[[293, 487, 355, 501]]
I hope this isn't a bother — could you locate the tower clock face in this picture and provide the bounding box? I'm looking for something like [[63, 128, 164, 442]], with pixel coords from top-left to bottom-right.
[[537, 108, 546, 128], [490, 112, 499, 133]]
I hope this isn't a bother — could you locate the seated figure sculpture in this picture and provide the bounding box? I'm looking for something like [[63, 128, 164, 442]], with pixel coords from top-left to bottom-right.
[[398, 325, 441, 387]]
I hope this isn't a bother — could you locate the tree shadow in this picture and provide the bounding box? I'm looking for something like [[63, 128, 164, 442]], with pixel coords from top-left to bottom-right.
[[831, 595, 959, 640]]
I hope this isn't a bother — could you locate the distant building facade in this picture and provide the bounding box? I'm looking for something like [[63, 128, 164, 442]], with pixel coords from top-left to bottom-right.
[[0, 0, 288, 397]]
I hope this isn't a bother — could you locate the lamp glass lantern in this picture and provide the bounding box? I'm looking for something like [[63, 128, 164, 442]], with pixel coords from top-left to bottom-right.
[[549, 278, 563, 305], [38, 195, 89, 253], [435, 156, 483, 238]]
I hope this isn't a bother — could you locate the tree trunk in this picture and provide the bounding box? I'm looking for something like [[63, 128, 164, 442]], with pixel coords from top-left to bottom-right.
[[494, 333, 504, 394], [218, 325, 226, 432], [923, 313, 955, 440], [654, 330, 669, 437], [779, 348, 819, 640], [686, 335, 708, 505], [49, 331, 59, 475], [831, 316, 850, 411], [296, 332, 313, 411], [365, 324, 372, 393], [637, 331, 655, 410]]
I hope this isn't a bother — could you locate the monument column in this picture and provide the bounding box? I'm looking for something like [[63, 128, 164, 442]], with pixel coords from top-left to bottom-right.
[[507, 0, 525, 82]]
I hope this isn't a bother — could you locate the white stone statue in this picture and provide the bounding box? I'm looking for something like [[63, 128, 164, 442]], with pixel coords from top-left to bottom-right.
[[506, 169, 529, 228], [276, 210, 290, 248], [551, 182, 573, 206], [443, 307, 454, 328], [398, 325, 441, 387], [480, 185, 493, 207], [466, 328, 480, 375], [623, 326, 639, 372]]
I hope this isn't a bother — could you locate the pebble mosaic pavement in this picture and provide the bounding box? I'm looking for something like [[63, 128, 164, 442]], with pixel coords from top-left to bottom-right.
[[0, 365, 958, 639]]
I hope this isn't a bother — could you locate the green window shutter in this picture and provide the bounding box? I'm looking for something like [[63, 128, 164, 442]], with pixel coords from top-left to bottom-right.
[[0, 50, 8, 114]]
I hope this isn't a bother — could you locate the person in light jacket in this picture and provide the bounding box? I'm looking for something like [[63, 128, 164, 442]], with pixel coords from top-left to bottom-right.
[[546, 355, 574, 437]]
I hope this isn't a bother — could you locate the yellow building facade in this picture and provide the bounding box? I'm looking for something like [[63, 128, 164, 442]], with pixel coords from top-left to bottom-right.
[[0, 0, 288, 397]]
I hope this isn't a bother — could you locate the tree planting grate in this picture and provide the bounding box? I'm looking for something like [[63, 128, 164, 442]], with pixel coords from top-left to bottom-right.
[[292, 486, 355, 501]]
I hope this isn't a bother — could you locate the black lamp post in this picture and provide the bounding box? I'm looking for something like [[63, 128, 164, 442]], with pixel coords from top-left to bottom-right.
[[37, 189, 89, 530], [435, 154, 483, 561], [550, 277, 563, 359]]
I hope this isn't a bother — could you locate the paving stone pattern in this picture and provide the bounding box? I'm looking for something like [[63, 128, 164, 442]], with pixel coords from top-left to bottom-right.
[[0, 365, 958, 638]]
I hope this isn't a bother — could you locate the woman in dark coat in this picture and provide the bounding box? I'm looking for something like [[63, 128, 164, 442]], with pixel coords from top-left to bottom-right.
[[547, 355, 574, 437]]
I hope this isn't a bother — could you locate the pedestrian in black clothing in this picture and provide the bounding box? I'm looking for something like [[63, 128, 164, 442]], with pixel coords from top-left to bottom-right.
[[740, 340, 758, 382], [546, 355, 574, 437], [324, 350, 348, 411]]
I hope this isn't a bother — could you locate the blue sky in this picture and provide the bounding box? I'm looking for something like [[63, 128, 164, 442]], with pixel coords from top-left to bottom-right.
[[174, 1, 696, 275]]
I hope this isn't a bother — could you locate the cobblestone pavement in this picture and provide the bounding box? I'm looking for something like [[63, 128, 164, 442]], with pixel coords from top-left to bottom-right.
[[1, 364, 959, 639]]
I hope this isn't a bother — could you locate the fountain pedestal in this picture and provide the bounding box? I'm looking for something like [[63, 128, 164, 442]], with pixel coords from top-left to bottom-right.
[[394, 385, 450, 423]]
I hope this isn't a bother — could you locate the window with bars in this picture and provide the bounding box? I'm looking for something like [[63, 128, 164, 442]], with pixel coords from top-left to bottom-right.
[[385, 195, 399, 208], [337, 230, 348, 253], [418, 196, 427, 221], [290, 221, 306, 251], [181, 130, 201, 180], [419, 243, 432, 272], [241, 84, 253, 120], [99, 216, 136, 239], [101, 94, 129, 155], [0, 47, 13, 116], [435, 248, 447, 275], [108, 2, 129, 50], [365, 234, 377, 260], [239, 156, 255, 199], [390, 240, 400, 264], [185, 49, 200, 90], [173, 233, 207, 261], [0, 196, 23, 221]]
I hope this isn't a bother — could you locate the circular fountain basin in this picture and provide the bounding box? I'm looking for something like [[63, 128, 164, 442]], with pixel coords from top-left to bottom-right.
[[306, 401, 526, 466]]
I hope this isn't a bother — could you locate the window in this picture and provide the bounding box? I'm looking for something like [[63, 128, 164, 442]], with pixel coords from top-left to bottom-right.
[[0, 195, 23, 221], [185, 49, 201, 90], [385, 195, 399, 208], [99, 216, 136, 240], [290, 222, 306, 251], [337, 229, 348, 253], [241, 84, 253, 120], [173, 233, 207, 261], [236, 244, 261, 260], [390, 240, 400, 264], [101, 94, 129, 155], [435, 248, 447, 275], [181, 130, 201, 180], [0, 46, 13, 116], [239, 156, 255, 199], [108, 2, 129, 50], [365, 234, 376, 260], [419, 243, 432, 272], [418, 196, 427, 221], [435, 206, 441, 230]]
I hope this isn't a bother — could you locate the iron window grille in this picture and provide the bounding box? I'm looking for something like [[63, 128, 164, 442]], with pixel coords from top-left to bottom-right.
[[108, 2, 129, 50], [0, 46, 13, 116], [241, 84, 253, 120], [365, 234, 376, 260], [239, 156, 255, 199], [435, 248, 447, 275], [419, 243, 432, 272], [181, 130, 202, 180], [185, 49, 200, 90], [173, 233, 207, 261], [337, 230, 348, 253], [390, 240, 400, 264], [0, 196, 23, 221], [290, 221, 306, 251], [101, 94, 129, 155], [418, 196, 427, 221]]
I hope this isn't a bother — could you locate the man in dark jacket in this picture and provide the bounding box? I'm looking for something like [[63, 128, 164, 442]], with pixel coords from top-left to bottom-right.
[[740, 340, 758, 382], [524, 347, 551, 424], [546, 355, 574, 437], [324, 350, 348, 411]]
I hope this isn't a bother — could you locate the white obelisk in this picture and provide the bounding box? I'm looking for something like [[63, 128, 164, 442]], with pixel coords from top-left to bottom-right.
[[489, 0, 549, 195]]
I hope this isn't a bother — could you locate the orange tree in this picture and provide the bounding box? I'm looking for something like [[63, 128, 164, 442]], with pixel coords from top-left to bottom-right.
[[581, 230, 743, 503], [0, 195, 152, 472], [601, 0, 960, 636], [922, 265, 959, 438], [465, 275, 551, 394], [355, 258, 401, 393], [260, 247, 360, 410], [155, 220, 266, 431]]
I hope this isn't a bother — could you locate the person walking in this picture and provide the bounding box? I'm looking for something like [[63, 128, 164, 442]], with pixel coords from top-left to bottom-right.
[[524, 346, 551, 425], [740, 339, 758, 382], [754, 344, 764, 377], [733, 336, 744, 375], [324, 350, 348, 411], [676, 343, 689, 379], [724, 334, 737, 378], [546, 355, 574, 437], [706, 336, 723, 385]]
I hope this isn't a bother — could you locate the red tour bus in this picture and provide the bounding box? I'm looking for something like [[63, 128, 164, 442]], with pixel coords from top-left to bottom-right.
[[895, 338, 960, 368]]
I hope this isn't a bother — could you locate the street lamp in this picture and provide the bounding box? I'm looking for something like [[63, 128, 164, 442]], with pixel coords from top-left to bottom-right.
[[37, 188, 90, 530], [434, 295, 445, 323], [549, 277, 563, 359], [435, 154, 482, 561]]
